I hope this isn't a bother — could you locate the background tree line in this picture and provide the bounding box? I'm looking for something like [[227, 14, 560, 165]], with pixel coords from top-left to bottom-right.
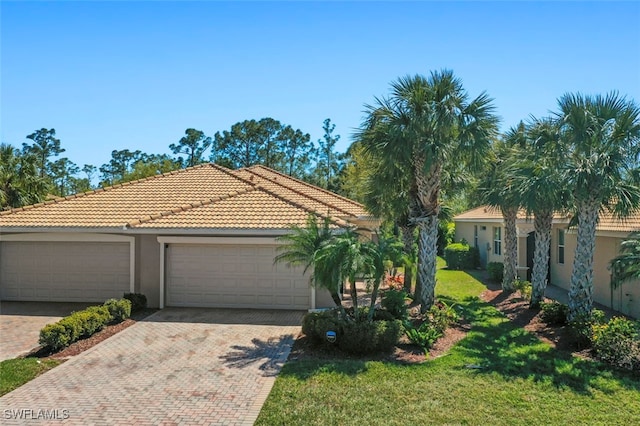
[[1, 118, 347, 209]]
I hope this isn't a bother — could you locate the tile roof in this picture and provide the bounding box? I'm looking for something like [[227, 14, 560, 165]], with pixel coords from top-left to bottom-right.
[[454, 205, 640, 233], [0, 164, 369, 230]]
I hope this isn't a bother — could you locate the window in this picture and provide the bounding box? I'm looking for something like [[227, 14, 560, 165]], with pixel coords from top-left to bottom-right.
[[474, 225, 479, 248], [493, 227, 502, 255], [558, 229, 565, 264]]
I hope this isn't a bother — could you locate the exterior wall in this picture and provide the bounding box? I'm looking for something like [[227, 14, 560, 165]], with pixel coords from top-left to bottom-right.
[[455, 221, 503, 267], [315, 287, 335, 309], [549, 224, 575, 292], [136, 234, 161, 308]]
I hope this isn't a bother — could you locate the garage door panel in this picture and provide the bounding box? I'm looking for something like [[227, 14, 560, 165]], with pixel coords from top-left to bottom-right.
[[167, 244, 309, 309], [0, 241, 130, 302]]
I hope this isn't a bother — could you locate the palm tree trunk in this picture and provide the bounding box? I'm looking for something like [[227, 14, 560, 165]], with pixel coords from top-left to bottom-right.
[[417, 215, 438, 313], [349, 278, 359, 320], [530, 210, 553, 308], [502, 207, 518, 293], [568, 202, 598, 322], [368, 279, 382, 320]]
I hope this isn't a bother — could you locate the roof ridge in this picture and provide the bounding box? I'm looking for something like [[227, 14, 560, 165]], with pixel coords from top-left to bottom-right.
[[240, 168, 358, 218], [126, 186, 259, 228], [247, 165, 366, 209], [0, 163, 215, 216]]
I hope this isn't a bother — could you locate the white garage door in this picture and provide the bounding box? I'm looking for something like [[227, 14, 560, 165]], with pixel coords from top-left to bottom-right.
[[166, 244, 309, 309], [0, 241, 130, 302]]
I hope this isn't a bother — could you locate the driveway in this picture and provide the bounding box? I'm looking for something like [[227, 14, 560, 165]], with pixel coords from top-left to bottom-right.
[[0, 302, 92, 361], [0, 308, 302, 425]]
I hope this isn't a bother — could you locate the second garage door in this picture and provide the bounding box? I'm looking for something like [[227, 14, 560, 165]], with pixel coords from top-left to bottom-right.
[[166, 244, 310, 309]]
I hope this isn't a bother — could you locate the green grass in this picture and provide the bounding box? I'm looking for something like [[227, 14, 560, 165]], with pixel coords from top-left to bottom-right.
[[0, 358, 62, 396], [256, 259, 640, 425]]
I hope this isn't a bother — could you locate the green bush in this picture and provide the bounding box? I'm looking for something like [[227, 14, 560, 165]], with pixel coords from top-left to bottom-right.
[[39, 323, 70, 350], [403, 321, 443, 354], [443, 243, 479, 270], [487, 262, 504, 282], [381, 288, 409, 320], [437, 221, 456, 256], [540, 301, 568, 325], [592, 317, 640, 371], [427, 301, 459, 334], [337, 319, 401, 355], [123, 293, 147, 312], [104, 298, 132, 323], [569, 309, 606, 349], [514, 279, 532, 301]]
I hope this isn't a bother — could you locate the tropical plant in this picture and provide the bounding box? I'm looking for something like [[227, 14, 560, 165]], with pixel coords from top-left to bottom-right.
[[359, 70, 499, 312], [0, 144, 48, 209], [513, 117, 569, 307], [609, 231, 640, 289], [556, 92, 640, 321]]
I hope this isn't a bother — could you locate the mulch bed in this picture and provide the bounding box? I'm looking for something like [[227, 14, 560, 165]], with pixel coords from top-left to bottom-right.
[[24, 308, 157, 360]]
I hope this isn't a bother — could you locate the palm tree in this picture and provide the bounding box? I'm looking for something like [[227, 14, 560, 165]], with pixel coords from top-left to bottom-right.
[[556, 92, 640, 321], [0, 144, 48, 209], [513, 118, 569, 307], [274, 214, 346, 315], [359, 71, 499, 312], [476, 128, 524, 293], [609, 231, 640, 289]]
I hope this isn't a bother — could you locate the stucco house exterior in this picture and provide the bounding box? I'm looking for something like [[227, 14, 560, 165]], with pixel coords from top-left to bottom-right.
[[0, 164, 376, 310], [454, 206, 640, 319]]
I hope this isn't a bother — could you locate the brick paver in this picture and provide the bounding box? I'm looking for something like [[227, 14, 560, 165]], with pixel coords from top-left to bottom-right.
[[0, 302, 92, 361], [0, 308, 303, 425]]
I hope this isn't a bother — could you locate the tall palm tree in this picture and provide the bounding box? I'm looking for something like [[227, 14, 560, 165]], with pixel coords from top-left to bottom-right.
[[359, 71, 499, 312], [556, 92, 640, 320], [609, 231, 640, 289], [512, 118, 569, 307], [476, 129, 524, 293], [0, 144, 48, 209]]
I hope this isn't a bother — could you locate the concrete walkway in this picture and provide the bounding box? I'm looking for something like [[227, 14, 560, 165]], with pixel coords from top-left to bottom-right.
[[0, 308, 303, 425], [0, 302, 93, 361]]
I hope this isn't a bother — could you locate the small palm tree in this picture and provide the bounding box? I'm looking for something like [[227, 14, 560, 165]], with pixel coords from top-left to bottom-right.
[[0, 144, 48, 209], [556, 92, 640, 320], [609, 231, 640, 289]]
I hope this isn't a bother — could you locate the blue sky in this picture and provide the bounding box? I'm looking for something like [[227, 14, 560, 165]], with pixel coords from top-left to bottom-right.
[[2, 1, 639, 172]]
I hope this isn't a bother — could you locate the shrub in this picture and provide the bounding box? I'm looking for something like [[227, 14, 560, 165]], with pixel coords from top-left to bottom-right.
[[123, 293, 147, 312], [592, 317, 640, 371], [104, 298, 132, 323], [437, 221, 456, 256], [540, 301, 568, 325], [487, 262, 504, 282], [514, 279, 532, 301], [403, 321, 443, 354], [381, 288, 409, 320], [39, 323, 70, 350], [427, 301, 459, 334], [569, 309, 605, 349], [443, 243, 479, 270], [337, 319, 401, 355]]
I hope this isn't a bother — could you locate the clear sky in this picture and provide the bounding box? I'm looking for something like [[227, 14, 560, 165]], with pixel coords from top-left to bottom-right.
[[2, 1, 639, 172]]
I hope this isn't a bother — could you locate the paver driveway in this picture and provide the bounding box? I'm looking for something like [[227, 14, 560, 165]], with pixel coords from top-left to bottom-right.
[[0, 302, 92, 361], [0, 308, 303, 425]]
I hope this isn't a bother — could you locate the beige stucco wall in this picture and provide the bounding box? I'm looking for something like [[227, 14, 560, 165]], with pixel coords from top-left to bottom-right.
[[455, 221, 503, 267], [136, 234, 161, 308], [315, 286, 336, 309]]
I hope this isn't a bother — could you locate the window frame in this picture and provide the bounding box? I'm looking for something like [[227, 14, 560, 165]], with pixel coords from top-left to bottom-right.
[[493, 226, 502, 255]]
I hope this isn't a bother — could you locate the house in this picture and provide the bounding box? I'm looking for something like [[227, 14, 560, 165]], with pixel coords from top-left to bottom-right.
[[0, 164, 376, 310], [454, 206, 640, 319]]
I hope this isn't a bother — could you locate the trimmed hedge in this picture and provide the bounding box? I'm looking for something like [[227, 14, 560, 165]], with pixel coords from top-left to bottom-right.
[[487, 262, 504, 282], [39, 298, 132, 351], [444, 243, 479, 270], [123, 293, 147, 312]]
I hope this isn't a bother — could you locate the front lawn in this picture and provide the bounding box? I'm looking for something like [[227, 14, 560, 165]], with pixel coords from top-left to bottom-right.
[[256, 262, 640, 425], [0, 358, 62, 396]]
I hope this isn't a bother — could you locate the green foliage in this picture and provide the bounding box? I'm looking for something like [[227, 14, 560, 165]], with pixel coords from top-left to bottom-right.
[[0, 143, 48, 209], [309, 118, 343, 191], [487, 262, 504, 282], [337, 319, 401, 355], [514, 279, 532, 301], [123, 293, 147, 312], [568, 309, 606, 349], [443, 243, 478, 270], [539, 301, 568, 325], [169, 128, 212, 168], [427, 301, 460, 334], [592, 317, 640, 371], [0, 358, 62, 397], [609, 231, 640, 289], [403, 321, 443, 354], [104, 298, 132, 322], [39, 323, 70, 351], [437, 221, 456, 256], [381, 288, 409, 320]]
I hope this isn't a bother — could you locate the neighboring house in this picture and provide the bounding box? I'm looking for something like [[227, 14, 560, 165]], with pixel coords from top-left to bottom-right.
[[454, 206, 640, 319], [0, 164, 376, 310]]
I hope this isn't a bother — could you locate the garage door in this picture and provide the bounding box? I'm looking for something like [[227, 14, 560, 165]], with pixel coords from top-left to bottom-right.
[[166, 244, 309, 309], [0, 241, 130, 302]]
